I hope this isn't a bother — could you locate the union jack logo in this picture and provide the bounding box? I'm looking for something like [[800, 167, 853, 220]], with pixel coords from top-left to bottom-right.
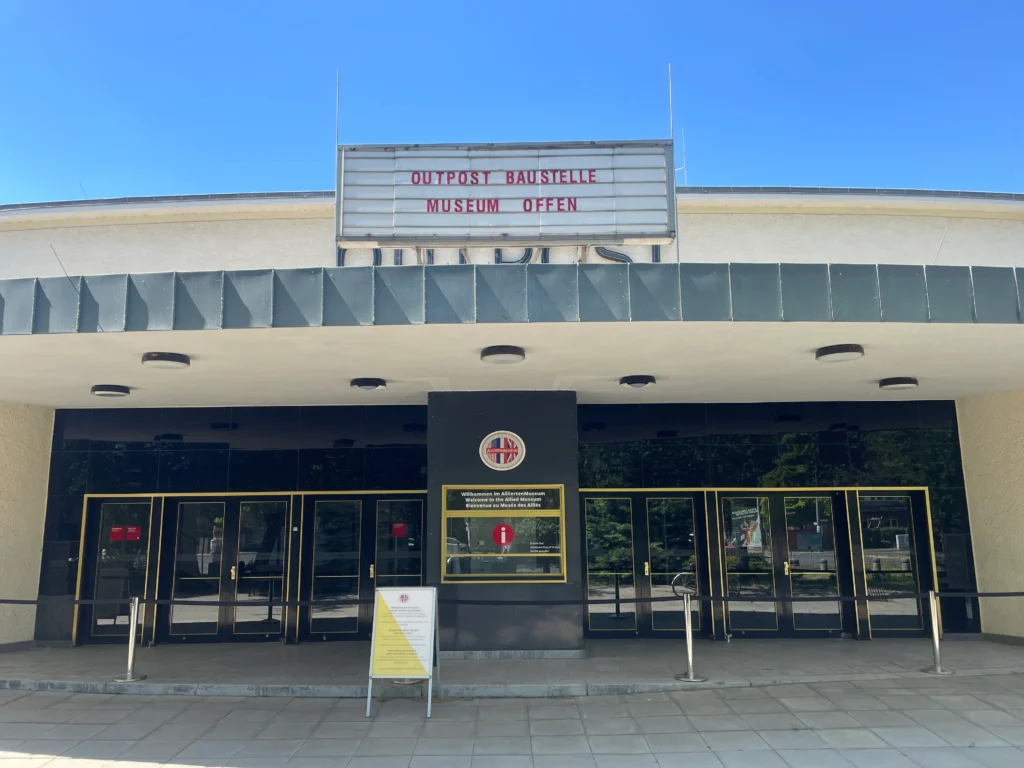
[[479, 430, 526, 471]]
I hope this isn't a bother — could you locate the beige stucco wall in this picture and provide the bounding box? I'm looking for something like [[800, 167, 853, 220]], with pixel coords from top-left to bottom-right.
[[957, 390, 1024, 638], [0, 403, 54, 644]]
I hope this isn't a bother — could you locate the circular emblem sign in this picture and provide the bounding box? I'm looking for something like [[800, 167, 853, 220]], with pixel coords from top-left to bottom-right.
[[493, 523, 515, 547], [479, 430, 526, 471]]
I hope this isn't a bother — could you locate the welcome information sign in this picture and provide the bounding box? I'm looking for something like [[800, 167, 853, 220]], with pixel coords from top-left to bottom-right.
[[336, 140, 675, 248]]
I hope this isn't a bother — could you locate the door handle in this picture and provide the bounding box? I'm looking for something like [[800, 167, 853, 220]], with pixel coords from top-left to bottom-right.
[[644, 562, 650, 577], [230, 565, 237, 581], [783, 561, 790, 577], [369, 564, 375, 579]]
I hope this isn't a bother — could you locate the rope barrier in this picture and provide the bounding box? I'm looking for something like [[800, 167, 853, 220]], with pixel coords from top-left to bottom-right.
[[3, 591, 1016, 609]]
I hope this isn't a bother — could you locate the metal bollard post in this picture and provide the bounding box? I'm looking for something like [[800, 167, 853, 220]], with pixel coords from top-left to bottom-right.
[[674, 593, 707, 683], [922, 590, 953, 676], [113, 597, 147, 683]]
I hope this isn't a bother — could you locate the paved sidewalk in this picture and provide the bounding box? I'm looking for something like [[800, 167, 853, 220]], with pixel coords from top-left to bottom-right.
[[2, 674, 1024, 768], [3, 639, 1024, 697]]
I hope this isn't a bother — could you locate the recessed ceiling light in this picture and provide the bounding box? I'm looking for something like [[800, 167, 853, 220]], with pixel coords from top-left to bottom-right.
[[351, 378, 386, 391], [620, 375, 656, 388], [481, 345, 526, 364], [879, 377, 919, 391], [815, 344, 865, 363], [141, 352, 191, 369], [91, 384, 130, 398]]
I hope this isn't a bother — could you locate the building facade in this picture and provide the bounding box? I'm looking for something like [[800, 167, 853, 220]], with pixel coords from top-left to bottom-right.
[[3, 154, 1024, 651]]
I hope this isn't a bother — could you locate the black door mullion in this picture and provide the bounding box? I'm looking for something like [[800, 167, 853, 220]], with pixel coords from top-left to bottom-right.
[[360, 495, 377, 639], [633, 492, 654, 637], [769, 494, 794, 633], [218, 499, 241, 641]]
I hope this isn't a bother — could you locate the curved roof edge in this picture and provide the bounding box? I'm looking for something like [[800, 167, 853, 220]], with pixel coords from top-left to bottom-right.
[[2, 186, 1022, 214]]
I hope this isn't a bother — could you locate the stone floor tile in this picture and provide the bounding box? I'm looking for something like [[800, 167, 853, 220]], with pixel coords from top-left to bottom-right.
[[777, 748, 857, 767], [37, 724, 107, 741], [899, 747, 985, 767], [850, 710, 916, 728], [354, 738, 418, 756], [779, 697, 838, 712], [144, 722, 215, 741], [872, 727, 949, 748], [579, 705, 631, 720], [957, 746, 1024, 767], [66, 709, 131, 724], [120, 739, 191, 761], [962, 710, 1024, 727], [758, 730, 829, 750], [236, 739, 304, 757], [309, 721, 371, 739], [478, 706, 527, 722], [628, 702, 681, 718], [421, 721, 476, 738], [921, 722, 1010, 747], [700, 732, 771, 751], [428, 707, 478, 722], [477, 721, 529, 738], [527, 705, 579, 720], [981, 695, 1024, 710], [472, 737, 532, 755], [293, 738, 360, 757], [368, 721, 425, 738], [529, 719, 584, 736], [931, 696, 993, 710], [878, 695, 946, 710], [588, 734, 649, 754], [228, 759, 294, 768], [740, 713, 807, 730], [643, 733, 709, 753], [177, 739, 249, 758], [654, 754, 724, 767], [636, 716, 692, 734], [287, 759, 344, 768], [11, 739, 82, 757], [530, 735, 591, 754], [815, 729, 889, 749], [346, 758, 412, 768], [715, 750, 788, 768], [201, 722, 267, 740], [469, 757, 533, 768], [410, 757, 472, 768], [796, 712, 861, 729], [826, 697, 888, 711], [836, 748, 918, 767], [62, 739, 136, 758], [413, 737, 475, 756], [622, 694, 671, 703], [986, 726, 1024, 746], [688, 715, 750, 731], [728, 698, 786, 714], [594, 755, 658, 767], [582, 717, 639, 734], [532, 756, 597, 768]]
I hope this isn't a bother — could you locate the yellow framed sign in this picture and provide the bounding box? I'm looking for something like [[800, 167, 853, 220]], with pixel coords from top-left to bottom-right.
[[441, 484, 566, 583], [366, 586, 439, 718]]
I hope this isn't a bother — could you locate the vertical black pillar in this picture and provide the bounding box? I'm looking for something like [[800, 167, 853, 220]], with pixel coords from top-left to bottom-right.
[[427, 391, 583, 652]]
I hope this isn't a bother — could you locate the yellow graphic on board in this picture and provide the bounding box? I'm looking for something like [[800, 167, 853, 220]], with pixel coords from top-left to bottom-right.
[[370, 593, 428, 677]]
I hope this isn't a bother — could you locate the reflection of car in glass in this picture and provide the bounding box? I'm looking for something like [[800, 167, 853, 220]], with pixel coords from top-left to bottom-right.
[[446, 537, 469, 574]]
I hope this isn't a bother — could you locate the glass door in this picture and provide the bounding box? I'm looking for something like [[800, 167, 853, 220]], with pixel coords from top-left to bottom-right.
[[160, 496, 290, 642], [77, 497, 156, 644], [298, 494, 426, 641], [857, 493, 924, 632], [720, 494, 779, 633], [583, 492, 709, 637], [718, 491, 848, 637]]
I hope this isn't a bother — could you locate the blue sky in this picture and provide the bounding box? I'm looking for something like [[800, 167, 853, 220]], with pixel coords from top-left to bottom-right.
[[1, 1, 1021, 203]]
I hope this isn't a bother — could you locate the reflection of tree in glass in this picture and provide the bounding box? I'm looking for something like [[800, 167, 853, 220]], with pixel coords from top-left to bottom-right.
[[585, 499, 633, 573]]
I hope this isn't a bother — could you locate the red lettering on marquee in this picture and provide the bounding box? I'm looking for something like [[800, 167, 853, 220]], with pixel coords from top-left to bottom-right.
[[426, 199, 499, 213], [412, 169, 596, 186], [522, 198, 579, 212]]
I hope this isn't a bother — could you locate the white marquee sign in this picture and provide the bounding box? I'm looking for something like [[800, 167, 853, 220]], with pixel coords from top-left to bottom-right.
[[336, 140, 675, 248]]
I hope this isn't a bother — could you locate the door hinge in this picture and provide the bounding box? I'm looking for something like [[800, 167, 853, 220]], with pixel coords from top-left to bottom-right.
[[369, 564, 375, 579], [644, 561, 650, 576]]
